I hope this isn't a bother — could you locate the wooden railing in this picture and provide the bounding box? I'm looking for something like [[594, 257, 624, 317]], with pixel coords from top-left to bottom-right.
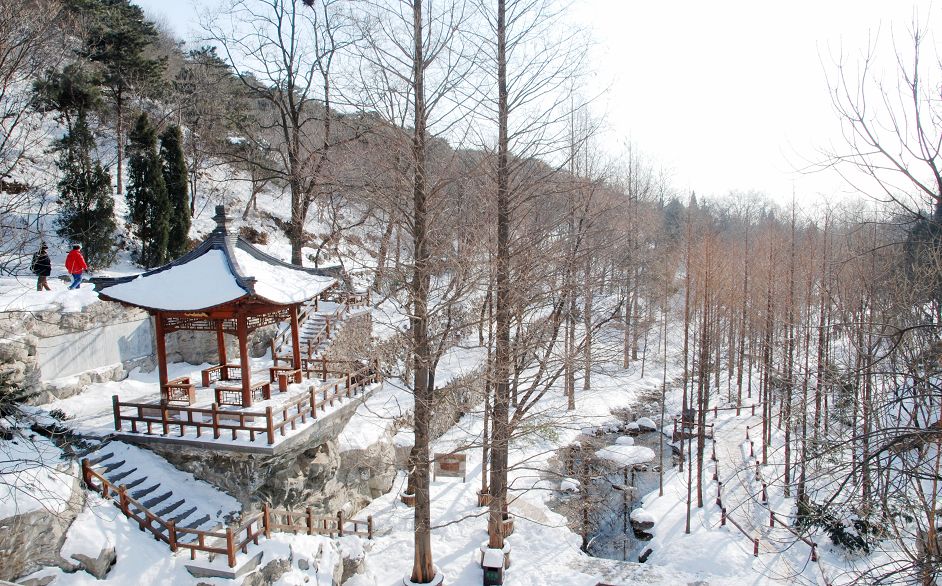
[[112, 364, 382, 445], [81, 460, 373, 568], [262, 504, 373, 539], [706, 413, 830, 584]]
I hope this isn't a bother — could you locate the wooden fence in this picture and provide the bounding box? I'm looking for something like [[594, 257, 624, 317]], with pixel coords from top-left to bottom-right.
[[112, 363, 382, 445], [705, 412, 830, 584], [81, 460, 373, 568]]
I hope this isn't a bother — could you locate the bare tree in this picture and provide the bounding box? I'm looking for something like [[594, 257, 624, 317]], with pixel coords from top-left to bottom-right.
[[203, 0, 355, 265]]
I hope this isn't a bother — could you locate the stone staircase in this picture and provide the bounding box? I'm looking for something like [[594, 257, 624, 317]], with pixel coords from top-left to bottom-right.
[[273, 301, 350, 366], [79, 440, 240, 545]]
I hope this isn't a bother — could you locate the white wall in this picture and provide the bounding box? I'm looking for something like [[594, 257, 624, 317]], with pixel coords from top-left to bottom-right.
[[36, 317, 154, 380]]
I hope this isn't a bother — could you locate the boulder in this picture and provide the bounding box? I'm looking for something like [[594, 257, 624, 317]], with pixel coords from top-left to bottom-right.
[[637, 417, 657, 432], [243, 557, 292, 586], [630, 508, 655, 531], [71, 546, 116, 580]]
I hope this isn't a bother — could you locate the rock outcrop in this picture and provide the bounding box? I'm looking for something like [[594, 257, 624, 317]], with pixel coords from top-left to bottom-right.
[[0, 477, 85, 582]]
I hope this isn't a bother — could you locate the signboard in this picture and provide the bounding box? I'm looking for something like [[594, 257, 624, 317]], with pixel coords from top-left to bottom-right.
[[433, 453, 467, 483]]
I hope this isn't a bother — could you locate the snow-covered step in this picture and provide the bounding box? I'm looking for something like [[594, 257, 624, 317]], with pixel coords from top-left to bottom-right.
[[143, 489, 173, 509], [131, 482, 161, 500]]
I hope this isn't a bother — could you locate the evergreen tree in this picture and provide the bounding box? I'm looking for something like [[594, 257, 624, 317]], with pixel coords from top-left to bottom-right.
[[159, 124, 190, 258], [70, 0, 166, 198], [126, 112, 170, 267], [55, 111, 118, 268], [34, 64, 117, 268]]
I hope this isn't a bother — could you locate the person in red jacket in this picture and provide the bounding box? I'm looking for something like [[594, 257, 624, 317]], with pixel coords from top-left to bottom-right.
[[65, 244, 87, 290]]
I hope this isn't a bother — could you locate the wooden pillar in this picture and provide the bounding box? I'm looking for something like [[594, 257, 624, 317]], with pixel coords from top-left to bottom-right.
[[154, 311, 169, 391], [216, 319, 228, 366], [290, 304, 302, 372], [238, 314, 251, 407]]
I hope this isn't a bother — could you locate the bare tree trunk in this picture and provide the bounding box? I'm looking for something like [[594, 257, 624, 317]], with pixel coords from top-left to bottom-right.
[[583, 255, 592, 390], [488, 0, 511, 553], [373, 212, 395, 293], [409, 2, 434, 581]]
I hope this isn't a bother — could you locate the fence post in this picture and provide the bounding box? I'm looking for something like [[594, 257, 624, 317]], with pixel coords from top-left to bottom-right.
[[751, 404, 756, 417], [753, 537, 759, 557], [212, 403, 220, 439], [81, 458, 91, 488], [161, 403, 169, 436], [761, 483, 768, 504], [750, 440, 755, 458], [271, 339, 278, 366], [367, 515, 373, 539], [769, 510, 775, 527], [266, 407, 275, 445], [118, 485, 129, 516], [746, 425, 750, 440], [226, 527, 236, 568], [811, 543, 818, 562], [713, 405, 718, 418], [111, 395, 123, 432], [322, 356, 328, 381], [309, 387, 317, 418], [711, 443, 717, 462], [306, 507, 314, 535], [346, 375, 351, 398], [168, 520, 177, 552], [720, 507, 726, 526], [263, 503, 271, 539], [337, 510, 344, 537]]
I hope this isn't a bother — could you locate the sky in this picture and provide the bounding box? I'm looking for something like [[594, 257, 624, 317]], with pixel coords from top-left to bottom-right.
[[135, 0, 939, 205]]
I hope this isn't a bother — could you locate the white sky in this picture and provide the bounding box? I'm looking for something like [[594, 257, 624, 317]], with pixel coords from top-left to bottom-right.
[[135, 0, 939, 204]]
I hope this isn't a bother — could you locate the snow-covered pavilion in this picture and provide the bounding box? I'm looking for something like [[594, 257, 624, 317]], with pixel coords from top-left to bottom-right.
[[96, 205, 336, 407]]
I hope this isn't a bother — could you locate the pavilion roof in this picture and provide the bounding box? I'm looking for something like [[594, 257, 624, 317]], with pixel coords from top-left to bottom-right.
[[96, 206, 337, 312]]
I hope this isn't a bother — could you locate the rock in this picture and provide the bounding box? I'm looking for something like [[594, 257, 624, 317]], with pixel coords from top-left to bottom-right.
[[19, 575, 56, 586], [298, 557, 310, 570], [559, 478, 580, 492], [614, 435, 635, 446], [243, 557, 292, 586], [626, 422, 640, 434], [637, 417, 657, 432], [71, 546, 116, 580], [630, 508, 655, 531], [0, 476, 84, 581]]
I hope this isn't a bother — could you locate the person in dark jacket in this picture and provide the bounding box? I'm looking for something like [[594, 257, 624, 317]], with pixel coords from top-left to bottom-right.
[[31, 243, 52, 291], [65, 244, 87, 290]]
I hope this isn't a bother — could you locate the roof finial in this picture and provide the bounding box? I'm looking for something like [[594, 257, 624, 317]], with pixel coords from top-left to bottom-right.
[[213, 205, 231, 235]]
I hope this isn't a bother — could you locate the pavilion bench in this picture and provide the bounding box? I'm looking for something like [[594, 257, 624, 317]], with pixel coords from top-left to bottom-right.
[[214, 378, 272, 406], [161, 376, 196, 405], [201, 363, 244, 388], [269, 366, 303, 392]]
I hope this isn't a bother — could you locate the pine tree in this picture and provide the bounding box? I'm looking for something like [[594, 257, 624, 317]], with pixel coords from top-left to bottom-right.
[[160, 124, 190, 258], [55, 111, 117, 268], [126, 112, 170, 268], [71, 0, 165, 198], [35, 64, 117, 268]]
